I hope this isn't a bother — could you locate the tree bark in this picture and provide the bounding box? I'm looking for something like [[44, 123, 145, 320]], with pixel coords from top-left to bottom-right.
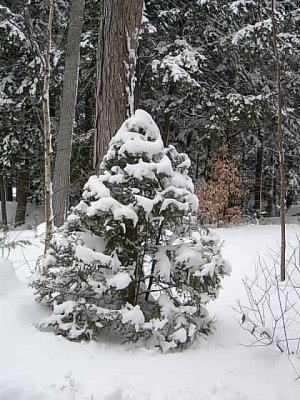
[[134, 44, 141, 110], [84, 85, 94, 133], [53, 0, 85, 227], [94, 0, 143, 173], [0, 174, 7, 227], [15, 169, 30, 226], [43, 0, 55, 250], [272, 0, 286, 281]]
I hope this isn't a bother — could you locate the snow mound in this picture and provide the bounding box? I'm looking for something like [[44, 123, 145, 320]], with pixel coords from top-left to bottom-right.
[[0, 259, 22, 294]]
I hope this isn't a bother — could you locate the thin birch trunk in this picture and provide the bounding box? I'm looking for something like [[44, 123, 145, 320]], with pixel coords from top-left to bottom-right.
[[271, 0, 286, 281], [53, 0, 85, 227], [43, 0, 55, 252]]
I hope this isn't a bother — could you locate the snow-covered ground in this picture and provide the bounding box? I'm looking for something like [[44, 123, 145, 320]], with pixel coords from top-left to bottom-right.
[[0, 224, 300, 399], [0, 201, 44, 228]]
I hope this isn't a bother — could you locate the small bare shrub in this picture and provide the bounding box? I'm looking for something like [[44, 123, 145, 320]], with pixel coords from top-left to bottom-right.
[[237, 242, 300, 360]]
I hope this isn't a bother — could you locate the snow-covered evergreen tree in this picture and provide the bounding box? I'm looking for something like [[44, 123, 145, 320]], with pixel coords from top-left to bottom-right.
[[32, 110, 230, 352]]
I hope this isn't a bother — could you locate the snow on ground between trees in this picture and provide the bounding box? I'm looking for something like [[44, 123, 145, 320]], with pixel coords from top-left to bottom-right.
[[0, 225, 300, 399]]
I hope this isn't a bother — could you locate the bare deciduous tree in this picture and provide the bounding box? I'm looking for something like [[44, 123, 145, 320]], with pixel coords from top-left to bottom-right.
[[53, 0, 85, 227], [271, 0, 286, 281]]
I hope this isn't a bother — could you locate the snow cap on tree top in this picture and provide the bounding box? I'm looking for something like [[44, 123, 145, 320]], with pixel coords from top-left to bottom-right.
[[103, 110, 164, 164], [118, 109, 162, 141]]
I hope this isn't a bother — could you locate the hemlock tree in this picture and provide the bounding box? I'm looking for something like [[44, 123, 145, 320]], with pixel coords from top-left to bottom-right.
[[94, 0, 143, 173], [33, 110, 230, 352]]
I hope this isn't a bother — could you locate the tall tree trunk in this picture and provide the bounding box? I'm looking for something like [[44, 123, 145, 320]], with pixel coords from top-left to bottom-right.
[[254, 134, 264, 212], [266, 158, 276, 216], [0, 174, 8, 227], [162, 110, 172, 147], [15, 169, 30, 226], [162, 82, 175, 146], [6, 180, 13, 202], [53, 0, 85, 227], [84, 85, 94, 133], [94, 0, 143, 173], [43, 0, 55, 251], [272, 0, 286, 282]]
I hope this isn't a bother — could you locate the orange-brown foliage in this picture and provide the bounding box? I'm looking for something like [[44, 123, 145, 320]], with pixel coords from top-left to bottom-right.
[[196, 141, 246, 226]]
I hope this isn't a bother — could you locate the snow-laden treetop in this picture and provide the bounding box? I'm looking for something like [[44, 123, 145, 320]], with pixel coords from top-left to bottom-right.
[[72, 109, 198, 225]]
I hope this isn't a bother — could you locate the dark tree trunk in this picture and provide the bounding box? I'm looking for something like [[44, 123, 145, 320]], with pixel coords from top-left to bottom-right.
[[94, 0, 143, 173], [254, 134, 264, 212], [15, 169, 30, 226], [162, 82, 175, 146], [286, 191, 294, 209], [266, 159, 276, 216], [162, 111, 172, 147], [84, 85, 94, 133], [53, 0, 85, 227], [6, 180, 13, 202], [0, 174, 8, 226]]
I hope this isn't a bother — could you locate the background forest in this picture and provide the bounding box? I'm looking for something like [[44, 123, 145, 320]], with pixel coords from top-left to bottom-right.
[[0, 0, 300, 227]]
